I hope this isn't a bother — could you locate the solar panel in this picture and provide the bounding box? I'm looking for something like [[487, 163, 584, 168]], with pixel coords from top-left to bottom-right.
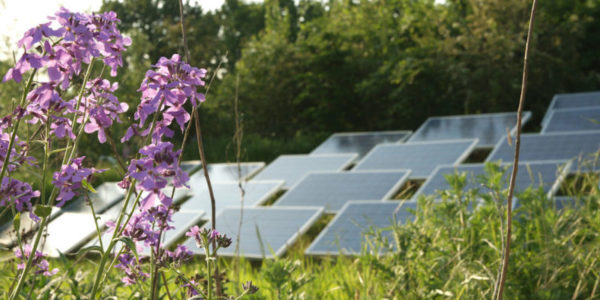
[[184, 206, 324, 259], [251, 154, 357, 189], [407, 112, 531, 148], [486, 131, 600, 172], [541, 91, 600, 126], [179, 181, 284, 217], [541, 107, 600, 133], [61, 182, 124, 214], [189, 162, 265, 183], [353, 139, 477, 179], [41, 212, 111, 257], [553, 196, 578, 211], [273, 171, 410, 212], [413, 161, 571, 200], [305, 201, 416, 256], [310, 131, 412, 159], [180, 160, 203, 175], [0, 208, 60, 247]]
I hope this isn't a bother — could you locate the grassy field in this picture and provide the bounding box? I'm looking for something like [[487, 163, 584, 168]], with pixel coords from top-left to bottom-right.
[[1, 162, 598, 299]]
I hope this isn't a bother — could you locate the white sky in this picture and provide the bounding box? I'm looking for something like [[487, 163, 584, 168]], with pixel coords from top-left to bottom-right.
[[0, 0, 228, 60]]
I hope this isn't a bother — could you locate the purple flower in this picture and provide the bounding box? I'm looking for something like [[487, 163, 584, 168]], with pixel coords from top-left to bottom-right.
[[122, 54, 206, 143], [115, 253, 149, 286], [79, 78, 128, 143], [14, 244, 58, 276], [49, 116, 76, 140], [17, 22, 64, 50], [52, 157, 104, 207], [0, 178, 40, 221]]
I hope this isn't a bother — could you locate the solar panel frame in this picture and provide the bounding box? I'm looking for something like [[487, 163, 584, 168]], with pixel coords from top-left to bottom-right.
[[407, 111, 532, 148], [352, 139, 478, 179], [251, 154, 358, 189], [411, 160, 572, 201], [541, 91, 600, 126], [305, 201, 416, 256], [486, 131, 600, 172], [310, 130, 413, 160], [179, 180, 285, 218], [184, 206, 324, 259], [273, 170, 411, 213], [541, 107, 600, 134]]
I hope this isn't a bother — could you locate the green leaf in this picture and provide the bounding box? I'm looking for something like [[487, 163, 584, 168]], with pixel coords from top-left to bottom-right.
[[76, 245, 104, 257], [81, 179, 97, 193], [34, 205, 52, 218], [12, 213, 20, 232], [117, 236, 139, 261]]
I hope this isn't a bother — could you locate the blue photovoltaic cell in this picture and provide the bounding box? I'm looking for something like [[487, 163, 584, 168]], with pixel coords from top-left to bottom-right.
[[251, 154, 357, 189], [184, 207, 323, 259], [408, 112, 531, 148], [310, 131, 412, 159], [305, 201, 416, 256], [413, 161, 570, 200], [179, 181, 284, 217], [542, 107, 600, 133], [353, 139, 477, 179], [189, 162, 265, 183], [541, 91, 600, 126], [486, 131, 600, 172], [273, 171, 410, 212]]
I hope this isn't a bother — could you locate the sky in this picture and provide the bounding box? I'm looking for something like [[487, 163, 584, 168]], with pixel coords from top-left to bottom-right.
[[0, 0, 228, 60]]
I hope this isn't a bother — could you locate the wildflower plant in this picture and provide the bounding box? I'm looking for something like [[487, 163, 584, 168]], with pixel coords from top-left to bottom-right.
[[0, 7, 254, 300]]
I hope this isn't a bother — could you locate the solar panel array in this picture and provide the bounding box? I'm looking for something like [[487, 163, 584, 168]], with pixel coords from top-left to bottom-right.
[[251, 154, 357, 189], [407, 112, 531, 148], [353, 139, 477, 179], [310, 131, 412, 159], [5, 88, 600, 260], [413, 161, 571, 200], [541, 107, 600, 133], [306, 201, 416, 256], [486, 131, 600, 172], [184, 207, 323, 259], [179, 181, 284, 217], [273, 171, 410, 212], [542, 91, 600, 126]]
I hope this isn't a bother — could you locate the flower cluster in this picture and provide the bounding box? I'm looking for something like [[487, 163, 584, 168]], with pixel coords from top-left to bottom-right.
[[80, 78, 129, 143], [5, 8, 130, 84], [122, 54, 207, 143], [186, 226, 233, 251], [115, 252, 149, 286], [3, 7, 130, 143], [14, 244, 58, 277], [52, 156, 104, 207], [0, 178, 41, 221]]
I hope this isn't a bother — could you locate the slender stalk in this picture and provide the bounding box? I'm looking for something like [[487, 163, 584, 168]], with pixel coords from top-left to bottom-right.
[[492, 1, 538, 299], [161, 271, 174, 300], [177, 0, 222, 296]]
